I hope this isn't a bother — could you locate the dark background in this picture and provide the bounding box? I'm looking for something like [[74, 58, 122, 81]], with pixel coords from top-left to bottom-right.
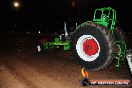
[[0, 0, 131, 33]]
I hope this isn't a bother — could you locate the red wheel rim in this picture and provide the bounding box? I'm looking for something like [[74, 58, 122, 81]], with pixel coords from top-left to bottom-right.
[[83, 39, 99, 56]]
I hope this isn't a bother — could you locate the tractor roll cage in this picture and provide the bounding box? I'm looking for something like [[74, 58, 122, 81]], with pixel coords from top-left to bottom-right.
[[93, 7, 117, 32]]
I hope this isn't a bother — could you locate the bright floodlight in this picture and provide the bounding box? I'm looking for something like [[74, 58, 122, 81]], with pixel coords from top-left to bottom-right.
[[13, 1, 20, 8]]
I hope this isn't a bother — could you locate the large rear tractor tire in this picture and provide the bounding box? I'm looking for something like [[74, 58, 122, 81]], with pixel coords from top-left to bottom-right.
[[71, 22, 116, 70]]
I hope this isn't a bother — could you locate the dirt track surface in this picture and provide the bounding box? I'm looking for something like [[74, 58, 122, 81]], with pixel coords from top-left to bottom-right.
[[0, 33, 131, 88]]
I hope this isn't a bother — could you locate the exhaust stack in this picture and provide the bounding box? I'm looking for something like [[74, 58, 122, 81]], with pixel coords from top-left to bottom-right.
[[64, 22, 69, 38]]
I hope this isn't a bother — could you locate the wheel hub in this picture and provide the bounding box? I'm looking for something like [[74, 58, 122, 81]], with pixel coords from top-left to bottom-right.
[[83, 39, 99, 56], [76, 35, 100, 61]]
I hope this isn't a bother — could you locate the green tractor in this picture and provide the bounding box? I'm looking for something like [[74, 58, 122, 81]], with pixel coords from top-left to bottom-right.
[[37, 7, 127, 70]]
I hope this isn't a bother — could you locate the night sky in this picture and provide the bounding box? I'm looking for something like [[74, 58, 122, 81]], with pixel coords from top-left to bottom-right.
[[0, 0, 131, 33]]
